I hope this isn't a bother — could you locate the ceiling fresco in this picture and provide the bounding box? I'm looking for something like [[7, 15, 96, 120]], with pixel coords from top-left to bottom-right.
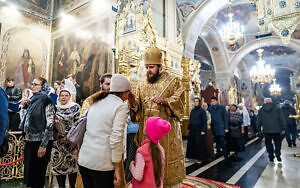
[[176, 0, 205, 20], [242, 46, 300, 72], [9, 0, 52, 18], [215, 3, 258, 35], [194, 36, 213, 67], [2, 0, 90, 20], [209, 2, 300, 39]]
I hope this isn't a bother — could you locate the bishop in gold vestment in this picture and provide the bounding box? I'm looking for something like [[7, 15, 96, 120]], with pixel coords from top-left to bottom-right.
[[129, 47, 186, 187]]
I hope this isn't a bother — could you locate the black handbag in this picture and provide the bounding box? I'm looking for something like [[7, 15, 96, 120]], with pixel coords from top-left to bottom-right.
[[230, 127, 242, 138]]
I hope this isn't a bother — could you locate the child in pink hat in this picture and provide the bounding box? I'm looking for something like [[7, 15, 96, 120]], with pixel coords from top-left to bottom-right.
[[130, 116, 171, 188]]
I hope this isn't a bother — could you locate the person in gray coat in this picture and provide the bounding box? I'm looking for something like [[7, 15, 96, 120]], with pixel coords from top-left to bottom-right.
[[257, 98, 287, 162]]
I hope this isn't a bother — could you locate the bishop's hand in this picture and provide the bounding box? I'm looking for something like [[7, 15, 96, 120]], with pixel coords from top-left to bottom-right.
[[152, 97, 166, 105]]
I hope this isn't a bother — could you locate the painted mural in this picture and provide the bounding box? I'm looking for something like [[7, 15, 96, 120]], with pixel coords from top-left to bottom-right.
[[176, 0, 205, 20], [201, 29, 228, 72], [243, 46, 300, 72], [216, 4, 257, 35], [52, 18, 112, 98], [292, 29, 300, 39], [10, 0, 51, 16], [0, 27, 48, 89]]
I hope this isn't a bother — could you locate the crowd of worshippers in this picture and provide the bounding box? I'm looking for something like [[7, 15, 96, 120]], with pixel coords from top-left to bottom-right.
[[186, 96, 298, 163], [0, 48, 298, 188], [0, 74, 104, 188], [0, 47, 187, 188]]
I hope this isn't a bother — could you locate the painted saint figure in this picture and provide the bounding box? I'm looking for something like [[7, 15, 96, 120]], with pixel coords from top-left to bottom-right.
[[15, 49, 35, 89], [68, 44, 80, 75]]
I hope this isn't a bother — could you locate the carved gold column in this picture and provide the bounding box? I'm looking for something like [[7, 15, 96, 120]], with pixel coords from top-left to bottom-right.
[[181, 57, 191, 137]]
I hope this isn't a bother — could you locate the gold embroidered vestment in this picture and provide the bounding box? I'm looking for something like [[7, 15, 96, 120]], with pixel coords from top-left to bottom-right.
[[131, 71, 186, 186]]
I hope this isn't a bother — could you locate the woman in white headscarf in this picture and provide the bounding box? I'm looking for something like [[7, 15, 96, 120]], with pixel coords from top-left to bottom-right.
[[19, 89, 33, 120], [52, 87, 81, 188], [59, 79, 77, 103]]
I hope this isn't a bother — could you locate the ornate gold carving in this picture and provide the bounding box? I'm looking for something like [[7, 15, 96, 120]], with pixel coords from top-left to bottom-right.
[[116, 0, 184, 77], [181, 57, 192, 136], [190, 59, 201, 97], [0, 132, 24, 180], [116, 0, 192, 136]]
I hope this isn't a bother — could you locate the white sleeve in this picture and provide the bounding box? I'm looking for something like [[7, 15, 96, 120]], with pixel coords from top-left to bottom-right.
[[110, 103, 129, 163], [130, 152, 145, 181]]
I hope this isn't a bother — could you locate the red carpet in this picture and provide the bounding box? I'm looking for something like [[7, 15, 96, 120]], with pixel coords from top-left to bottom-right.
[[182, 175, 243, 188], [126, 175, 243, 188]]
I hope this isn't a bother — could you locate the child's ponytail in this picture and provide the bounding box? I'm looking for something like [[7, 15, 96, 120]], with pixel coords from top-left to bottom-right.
[[150, 141, 163, 187]]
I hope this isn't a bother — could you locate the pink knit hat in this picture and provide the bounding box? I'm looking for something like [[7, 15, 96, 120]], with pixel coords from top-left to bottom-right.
[[146, 117, 171, 144], [110, 74, 132, 92]]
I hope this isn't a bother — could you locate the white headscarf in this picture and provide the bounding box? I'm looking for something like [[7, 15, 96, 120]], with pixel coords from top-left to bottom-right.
[[22, 88, 33, 100], [56, 88, 77, 109], [238, 104, 251, 127], [48, 87, 56, 95], [62, 79, 76, 102]]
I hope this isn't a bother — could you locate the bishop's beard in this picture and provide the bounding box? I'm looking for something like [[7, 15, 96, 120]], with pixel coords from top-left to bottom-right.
[[147, 71, 161, 83]]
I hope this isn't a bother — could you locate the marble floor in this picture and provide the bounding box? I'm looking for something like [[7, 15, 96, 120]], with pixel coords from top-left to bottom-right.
[[184, 137, 300, 188], [2, 137, 300, 188]]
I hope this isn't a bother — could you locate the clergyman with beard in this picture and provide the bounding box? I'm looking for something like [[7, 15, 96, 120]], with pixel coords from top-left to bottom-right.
[[128, 47, 186, 187]]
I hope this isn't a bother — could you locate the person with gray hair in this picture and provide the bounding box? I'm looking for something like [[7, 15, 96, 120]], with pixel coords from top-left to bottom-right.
[[264, 98, 272, 103], [281, 100, 298, 147], [257, 98, 287, 162]]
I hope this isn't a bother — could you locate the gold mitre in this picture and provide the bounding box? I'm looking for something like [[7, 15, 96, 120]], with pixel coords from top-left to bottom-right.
[[144, 47, 162, 65]]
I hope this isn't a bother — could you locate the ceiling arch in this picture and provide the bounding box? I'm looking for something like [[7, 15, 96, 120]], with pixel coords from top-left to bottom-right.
[[200, 25, 230, 73], [182, 0, 249, 57], [229, 36, 300, 73]]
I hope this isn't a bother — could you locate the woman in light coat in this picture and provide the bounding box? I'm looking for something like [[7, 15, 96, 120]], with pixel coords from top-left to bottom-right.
[[78, 74, 132, 188]]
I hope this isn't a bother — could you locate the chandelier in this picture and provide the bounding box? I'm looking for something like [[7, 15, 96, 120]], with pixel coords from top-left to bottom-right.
[[251, 0, 300, 44], [220, 0, 244, 47], [250, 48, 275, 84], [269, 79, 282, 96]]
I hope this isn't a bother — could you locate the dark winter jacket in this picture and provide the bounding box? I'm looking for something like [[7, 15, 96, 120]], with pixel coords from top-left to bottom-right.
[[75, 83, 83, 104], [5, 86, 22, 103], [229, 112, 243, 129], [188, 106, 207, 132], [281, 104, 297, 127], [257, 103, 287, 133], [0, 88, 9, 146], [208, 104, 228, 136], [19, 95, 54, 134]]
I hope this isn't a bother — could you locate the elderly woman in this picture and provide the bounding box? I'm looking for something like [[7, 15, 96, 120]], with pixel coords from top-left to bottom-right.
[[228, 104, 244, 159], [78, 74, 131, 188], [60, 79, 76, 102], [52, 87, 81, 188], [19, 76, 55, 188]]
